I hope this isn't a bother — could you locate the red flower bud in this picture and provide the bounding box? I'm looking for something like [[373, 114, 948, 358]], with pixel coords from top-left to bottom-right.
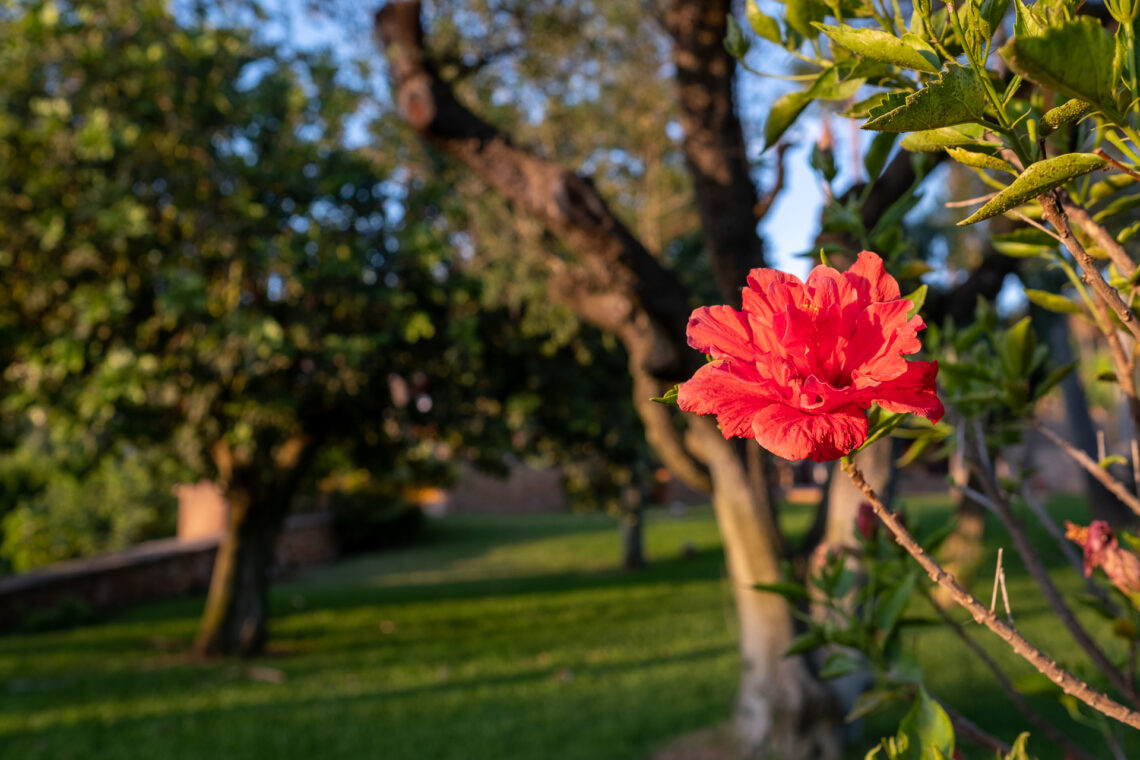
[[856, 501, 878, 542]]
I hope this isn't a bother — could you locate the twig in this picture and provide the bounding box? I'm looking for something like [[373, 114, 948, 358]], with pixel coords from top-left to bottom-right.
[[1040, 193, 1140, 344], [939, 701, 1011, 755], [989, 548, 1014, 625], [964, 426, 1140, 705], [840, 458, 1140, 729], [945, 192, 999, 208], [1095, 148, 1140, 182], [1035, 422, 1140, 518], [1012, 210, 1065, 244], [923, 588, 1103, 760], [1019, 483, 1121, 615]]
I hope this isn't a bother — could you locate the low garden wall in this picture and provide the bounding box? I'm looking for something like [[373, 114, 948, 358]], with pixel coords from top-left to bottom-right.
[[0, 511, 338, 631]]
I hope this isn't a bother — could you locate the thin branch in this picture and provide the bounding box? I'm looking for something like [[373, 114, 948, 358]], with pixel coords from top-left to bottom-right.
[[841, 458, 1140, 730], [964, 426, 1140, 705], [1012, 210, 1064, 244], [945, 192, 999, 208], [940, 701, 1011, 756], [1095, 148, 1140, 183], [1035, 422, 1140, 518], [923, 589, 1102, 760], [1041, 193, 1140, 344]]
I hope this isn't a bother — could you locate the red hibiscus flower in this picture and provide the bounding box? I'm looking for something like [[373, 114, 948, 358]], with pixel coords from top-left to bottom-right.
[[677, 251, 943, 462]]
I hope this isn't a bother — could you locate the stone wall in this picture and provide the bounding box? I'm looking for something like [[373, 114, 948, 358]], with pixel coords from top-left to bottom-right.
[[0, 511, 338, 631]]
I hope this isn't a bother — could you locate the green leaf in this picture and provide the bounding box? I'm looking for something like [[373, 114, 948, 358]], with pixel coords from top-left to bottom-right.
[[785, 0, 827, 39], [876, 570, 917, 634], [746, 0, 783, 44], [1003, 733, 1031, 760], [783, 628, 827, 656], [897, 687, 955, 760], [958, 153, 1106, 225], [945, 146, 1016, 174], [990, 227, 1058, 257], [865, 131, 896, 180], [724, 14, 751, 60], [1000, 316, 1035, 378], [650, 385, 680, 406], [1025, 288, 1082, 314], [898, 124, 992, 151], [765, 67, 866, 147], [1000, 17, 1117, 109], [1094, 192, 1140, 223], [752, 581, 811, 601], [903, 283, 928, 319], [820, 652, 863, 679], [1035, 360, 1078, 397], [1100, 454, 1128, 468], [863, 65, 986, 133], [814, 24, 941, 73], [1042, 98, 1095, 131]]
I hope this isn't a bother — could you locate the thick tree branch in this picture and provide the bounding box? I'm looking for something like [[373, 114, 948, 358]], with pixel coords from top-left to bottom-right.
[[377, 1, 712, 490], [658, 0, 765, 303]]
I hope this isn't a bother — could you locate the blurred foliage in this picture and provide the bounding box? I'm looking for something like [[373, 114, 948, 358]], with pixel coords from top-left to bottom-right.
[[0, 0, 649, 570]]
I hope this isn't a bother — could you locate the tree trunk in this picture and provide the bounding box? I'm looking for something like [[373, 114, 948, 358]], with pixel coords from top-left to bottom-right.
[[193, 480, 284, 658], [689, 421, 842, 759], [620, 501, 646, 571], [376, 5, 842, 755]]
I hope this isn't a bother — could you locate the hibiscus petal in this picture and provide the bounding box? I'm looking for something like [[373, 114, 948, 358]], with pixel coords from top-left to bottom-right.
[[677, 360, 777, 439], [860, 360, 944, 423], [844, 300, 923, 386], [686, 305, 760, 361], [750, 403, 869, 462], [845, 250, 901, 304]]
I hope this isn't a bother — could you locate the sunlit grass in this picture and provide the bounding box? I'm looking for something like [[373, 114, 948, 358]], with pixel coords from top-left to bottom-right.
[[0, 497, 1135, 759]]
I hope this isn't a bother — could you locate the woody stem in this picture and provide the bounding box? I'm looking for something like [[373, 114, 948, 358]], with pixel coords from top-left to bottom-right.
[[840, 457, 1140, 730]]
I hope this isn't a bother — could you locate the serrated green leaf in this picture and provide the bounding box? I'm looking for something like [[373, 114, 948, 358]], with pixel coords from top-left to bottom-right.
[[724, 14, 751, 60], [958, 153, 1106, 225], [945, 146, 1016, 174], [863, 65, 986, 132], [1000, 17, 1117, 109], [1042, 98, 1095, 131], [1025, 288, 1082, 314], [815, 23, 940, 73], [746, 0, 783, 43]]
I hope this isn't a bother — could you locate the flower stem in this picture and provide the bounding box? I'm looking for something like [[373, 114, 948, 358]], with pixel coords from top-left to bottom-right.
[[839, 458, 1140, 730]]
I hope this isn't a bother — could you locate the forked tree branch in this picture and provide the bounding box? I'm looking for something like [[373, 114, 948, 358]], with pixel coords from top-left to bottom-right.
[[841, 459, 1140, 730]]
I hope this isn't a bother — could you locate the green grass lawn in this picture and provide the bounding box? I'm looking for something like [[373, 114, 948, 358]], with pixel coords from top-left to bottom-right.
[[0, 498, 1136, 759]]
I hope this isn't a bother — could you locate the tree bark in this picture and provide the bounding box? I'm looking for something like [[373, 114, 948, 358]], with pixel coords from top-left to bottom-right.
[[377, 4, 841, 756], [193, 477, 284, 657], [194, 436, 311, 657]]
